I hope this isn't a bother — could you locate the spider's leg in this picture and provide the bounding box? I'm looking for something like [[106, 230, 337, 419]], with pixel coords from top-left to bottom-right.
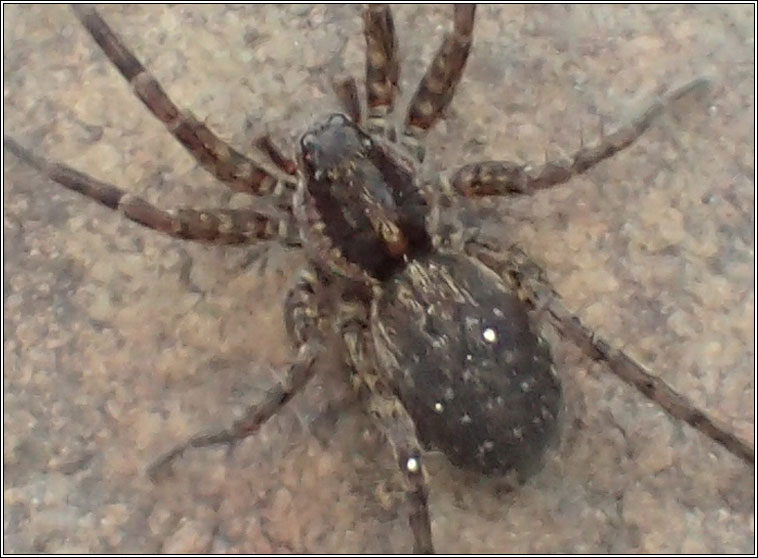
[[282, 268, 369, 447], [283, 267, 323, 349], [363, 5, 400, 137], [4, 137, 299, 246], [368, 393, 433, 555], [402, 5, 476, 162], [343, 325, 433, 554], [253, 135, 298, 176], [451, 78, 709, 198], [71, 6, 297, 204], [333, 77, 363, 125], [148, 339, 323, 480], [468, 242, 755, 465]]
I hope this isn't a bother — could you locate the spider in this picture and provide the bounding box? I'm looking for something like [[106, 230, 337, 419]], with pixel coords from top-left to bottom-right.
[[4, 4, 753, 554]]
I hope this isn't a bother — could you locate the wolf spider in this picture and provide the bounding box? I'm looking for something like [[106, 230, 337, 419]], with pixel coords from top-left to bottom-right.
[[4, 4, 753, 554]]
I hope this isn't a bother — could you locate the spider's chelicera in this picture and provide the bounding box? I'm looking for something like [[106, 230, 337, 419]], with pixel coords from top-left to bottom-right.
[[4, 5, 753, 554]]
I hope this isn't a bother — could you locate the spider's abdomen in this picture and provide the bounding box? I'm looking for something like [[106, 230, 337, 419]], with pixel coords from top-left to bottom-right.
[[371, 252, 562, 476]]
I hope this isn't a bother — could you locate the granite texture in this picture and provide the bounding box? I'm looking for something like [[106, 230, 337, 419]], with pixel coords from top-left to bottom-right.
[[4, 5, 754, 553]]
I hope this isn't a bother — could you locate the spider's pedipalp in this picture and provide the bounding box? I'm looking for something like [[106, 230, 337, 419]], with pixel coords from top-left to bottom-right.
[[3, 137, 299, 246], [71, 5, 297, 201], [254, 135, 299, 176], [333, 77, 363, 125]]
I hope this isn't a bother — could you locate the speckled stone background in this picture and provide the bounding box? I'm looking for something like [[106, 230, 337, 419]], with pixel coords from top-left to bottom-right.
[[3, 5, 754, 554]]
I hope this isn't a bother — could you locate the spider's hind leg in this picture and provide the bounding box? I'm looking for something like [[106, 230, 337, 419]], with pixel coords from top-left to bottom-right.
[[343, 324, 434, 554], [148, 339, 323, 480], [148, 269, 335, 479], [468, 242, 754, 465]]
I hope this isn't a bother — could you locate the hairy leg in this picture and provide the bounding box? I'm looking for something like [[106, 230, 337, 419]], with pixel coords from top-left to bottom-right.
[[468, 241, 754, 465], [148, 339, 323, 480], [343, 324, 434, 554], [451, 79, 709, 198], [363, 4, 400, 137], [4, 137, 299, 245], [147, 267, 336, 479], [71, 5, 297, 202], [402, 4, 476, 162], [284, 268, 324, 348]]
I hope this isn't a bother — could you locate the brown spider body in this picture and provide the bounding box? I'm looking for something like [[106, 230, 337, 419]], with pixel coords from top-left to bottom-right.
[[294, 111, 562, 477], [4, 4, 753, 554]]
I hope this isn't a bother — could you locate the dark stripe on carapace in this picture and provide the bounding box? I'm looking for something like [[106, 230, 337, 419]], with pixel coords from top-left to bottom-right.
[[306, 136, 432, 281]]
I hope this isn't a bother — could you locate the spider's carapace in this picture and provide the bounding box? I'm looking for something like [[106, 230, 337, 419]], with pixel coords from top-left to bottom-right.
[[297, 113, 432, 281]]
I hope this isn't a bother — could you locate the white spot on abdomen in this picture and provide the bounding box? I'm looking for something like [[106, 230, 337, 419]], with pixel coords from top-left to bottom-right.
[[483, 327, 497, 343]]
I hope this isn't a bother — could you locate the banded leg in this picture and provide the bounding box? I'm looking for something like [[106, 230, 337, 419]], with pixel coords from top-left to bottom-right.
[[468, 242, 755, 465], [344, 327, 433, 554], [4, 137, 299, 246], [148, 339, 323, 480], [403, 4, 476, 162], [71, 6, 297, 200], [363, 5, 400, 137], [284, 268, 323, 348], [451, 78, 710, 198]]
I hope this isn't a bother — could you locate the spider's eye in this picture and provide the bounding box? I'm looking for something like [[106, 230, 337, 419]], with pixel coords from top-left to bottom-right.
[[299, 132, 317, 158], [328, 113, 348, 127]]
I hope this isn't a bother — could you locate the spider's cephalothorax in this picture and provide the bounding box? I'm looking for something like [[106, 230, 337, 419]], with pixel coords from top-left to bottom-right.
[[296, 112, 432, 282], [4, 4, 752, 554]]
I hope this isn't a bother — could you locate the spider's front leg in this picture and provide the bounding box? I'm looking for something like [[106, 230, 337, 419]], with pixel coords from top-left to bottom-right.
[[467, 242, 755, 465], [148, 270, 328, 480], [448, 78, 710, 199], [3, 137, 300, 246], [402, 4, 476, 162], [71, 6, 297, 202], [362, 4, 400, 137], [342, 319, 434, 554], [330, 4, 401, 134]]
